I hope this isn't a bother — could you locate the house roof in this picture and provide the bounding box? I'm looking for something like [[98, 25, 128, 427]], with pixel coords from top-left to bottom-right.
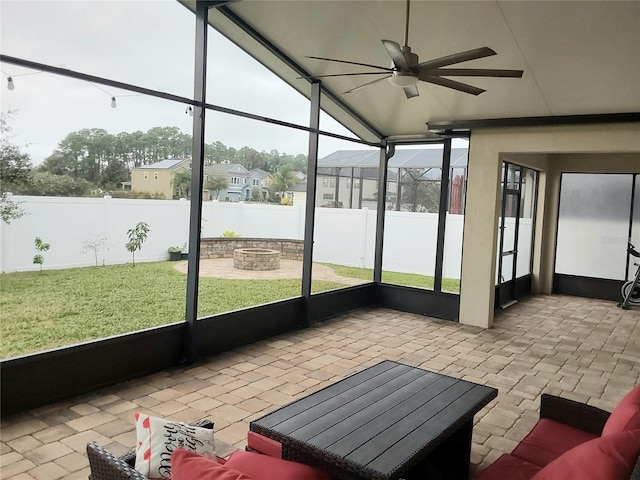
[[204, 163, 249, 175], [249, 168, 272, 178], [318, 148, 467, 169], [286, 181, 307, 193], [136, 159, 188, 170], [183, 1, 640, 143]]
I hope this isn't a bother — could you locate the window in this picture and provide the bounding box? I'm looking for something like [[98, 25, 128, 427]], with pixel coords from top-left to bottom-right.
[[253, 179, 260, 186], [231, 177, 239, 185], [144, 172, 148, 180], [243, 178, 247, 184], [322, 178, 329, 187], [154, 172, 159, 180], [323, 193, 334, 200], [330, 178, 336, 187]]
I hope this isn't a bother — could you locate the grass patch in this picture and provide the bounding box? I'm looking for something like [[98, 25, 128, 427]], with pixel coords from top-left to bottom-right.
[[322, 263, 460, 293], [0, 262, 343, 358]]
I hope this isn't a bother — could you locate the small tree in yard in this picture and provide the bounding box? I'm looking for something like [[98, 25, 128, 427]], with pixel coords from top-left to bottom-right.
[[125, 222, 150, 266], [81, 234, 108, 267], [33, 237, 50, 272]]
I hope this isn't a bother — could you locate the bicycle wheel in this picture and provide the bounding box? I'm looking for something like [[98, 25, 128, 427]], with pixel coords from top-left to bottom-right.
[[621, 281, 640, 305]]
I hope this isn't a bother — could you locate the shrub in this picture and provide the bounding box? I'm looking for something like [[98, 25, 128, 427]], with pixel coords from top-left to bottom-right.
[[33, 236, 50, 272]]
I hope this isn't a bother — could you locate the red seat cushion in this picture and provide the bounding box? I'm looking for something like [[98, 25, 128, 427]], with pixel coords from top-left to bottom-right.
[[171, 449, 253, 480], [224, 450, 331, 480], [531, 429, 640, 480], [246, 431, 283, 458], [603, 386, 640, 436], [510, 418, 598, 467], [475, 454, 542, 480]]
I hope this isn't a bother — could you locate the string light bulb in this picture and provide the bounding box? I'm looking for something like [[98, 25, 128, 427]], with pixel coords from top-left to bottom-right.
[[7, 77, 14, 91], [110, 97, 117, 108]]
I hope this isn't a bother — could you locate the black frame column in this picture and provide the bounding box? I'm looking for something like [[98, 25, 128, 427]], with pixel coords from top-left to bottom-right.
[[301, 81, 321, 325], [434, 139, 452, 291], [184, 0, 210, 363], [374, 143, 390, 284]]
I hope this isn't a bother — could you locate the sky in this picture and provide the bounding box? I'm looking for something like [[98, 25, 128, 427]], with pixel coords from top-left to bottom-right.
[[0, 0, 465, 166]]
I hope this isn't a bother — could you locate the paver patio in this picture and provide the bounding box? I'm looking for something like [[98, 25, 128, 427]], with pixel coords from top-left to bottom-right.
[[1, 294, 638, 480]]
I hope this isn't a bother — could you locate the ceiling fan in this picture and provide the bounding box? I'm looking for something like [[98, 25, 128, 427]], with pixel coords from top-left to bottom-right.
[[302, 0, 523, 99]]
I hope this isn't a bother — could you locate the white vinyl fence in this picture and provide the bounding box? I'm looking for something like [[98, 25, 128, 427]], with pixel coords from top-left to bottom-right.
[[0, 195, 466, 278]]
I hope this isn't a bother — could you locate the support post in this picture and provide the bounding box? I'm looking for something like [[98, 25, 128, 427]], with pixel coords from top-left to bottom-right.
[[434, 139, 452, 291], [301, 81, 321, 324], [184, 0, 209, 363], [373, 143, 390, 284]]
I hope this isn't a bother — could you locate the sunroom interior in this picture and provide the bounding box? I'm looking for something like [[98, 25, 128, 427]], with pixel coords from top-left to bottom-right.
[[1, 0, 639, 429]]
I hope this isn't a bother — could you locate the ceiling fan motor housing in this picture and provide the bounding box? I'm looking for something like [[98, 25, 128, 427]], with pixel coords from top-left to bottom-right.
[[389, 46, 419, 87]]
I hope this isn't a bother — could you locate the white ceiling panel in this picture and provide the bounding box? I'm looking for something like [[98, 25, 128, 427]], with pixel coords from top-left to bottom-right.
[[195, 0, 640, 140]]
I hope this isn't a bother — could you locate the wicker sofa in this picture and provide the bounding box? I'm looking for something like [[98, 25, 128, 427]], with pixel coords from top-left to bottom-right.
[[87, 420, 330, 480], [86, 419, 214, 480], [476, 388, 640, 480]]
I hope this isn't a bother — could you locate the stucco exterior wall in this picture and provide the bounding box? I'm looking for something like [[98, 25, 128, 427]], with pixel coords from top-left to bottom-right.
[[461, 123, 640, 328], [130, 169, 175, 198]]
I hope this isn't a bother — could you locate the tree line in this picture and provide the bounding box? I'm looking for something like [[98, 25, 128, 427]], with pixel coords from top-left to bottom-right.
[[1, 116, 308, 211]]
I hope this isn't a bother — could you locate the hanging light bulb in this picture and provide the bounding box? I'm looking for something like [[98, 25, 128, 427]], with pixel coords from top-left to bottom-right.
[[186, 106, 194, 117], [110, 97, 117, 108], [7, 77, 14, 90]]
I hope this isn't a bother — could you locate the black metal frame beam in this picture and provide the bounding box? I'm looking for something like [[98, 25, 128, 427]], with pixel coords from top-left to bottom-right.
[[428, 112, 640, 133], [0, 54, 376, 149]]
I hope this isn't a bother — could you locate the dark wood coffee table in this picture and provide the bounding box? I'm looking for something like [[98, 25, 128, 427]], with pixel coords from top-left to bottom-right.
[[250, 360, 497, 480]]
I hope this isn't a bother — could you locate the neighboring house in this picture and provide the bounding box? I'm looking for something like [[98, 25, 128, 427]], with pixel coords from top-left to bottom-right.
[[284, 178, 307, 206], [130, 158, 191, 199], [204, 163, 251, 202], [247, 169, 272, 201], [316, 148, 468, 211]]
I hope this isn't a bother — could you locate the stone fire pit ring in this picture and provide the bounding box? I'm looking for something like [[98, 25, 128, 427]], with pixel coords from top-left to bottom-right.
[[233, 248, 281, 271]]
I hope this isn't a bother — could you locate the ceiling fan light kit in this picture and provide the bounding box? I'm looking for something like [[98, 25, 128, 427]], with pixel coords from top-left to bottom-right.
[[305, 0, 523, 99], [389, 72, 418, 88]]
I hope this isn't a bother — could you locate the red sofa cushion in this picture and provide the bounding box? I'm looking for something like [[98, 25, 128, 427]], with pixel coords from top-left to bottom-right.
[[531, 429, 640, 480], [171, 449, 331, 480], [475, 454, 542, 480], [510, 418, 598, 467], [246, 431, 283, 458], [171, 449, 253, 480], [224, 450, 331, 480], [603, 386, 640, 436]]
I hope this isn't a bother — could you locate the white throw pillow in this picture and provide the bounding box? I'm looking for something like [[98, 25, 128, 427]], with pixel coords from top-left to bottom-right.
[[134, 413, 215, 479]]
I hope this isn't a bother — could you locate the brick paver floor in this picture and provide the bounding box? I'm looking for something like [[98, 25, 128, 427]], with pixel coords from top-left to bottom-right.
[[1, 294, 638, 479]]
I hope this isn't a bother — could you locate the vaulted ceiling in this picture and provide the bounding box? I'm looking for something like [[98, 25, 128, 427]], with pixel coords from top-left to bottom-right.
[[185, 1, 640, 143]]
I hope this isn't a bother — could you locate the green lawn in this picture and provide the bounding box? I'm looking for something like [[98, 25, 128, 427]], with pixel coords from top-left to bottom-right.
[[323, 263, 461, 293], [1, 261, 460, 358], [0, 262, 343, 358]]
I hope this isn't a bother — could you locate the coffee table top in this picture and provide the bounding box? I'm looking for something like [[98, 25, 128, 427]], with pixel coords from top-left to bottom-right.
[[250, 360, 497, 480]]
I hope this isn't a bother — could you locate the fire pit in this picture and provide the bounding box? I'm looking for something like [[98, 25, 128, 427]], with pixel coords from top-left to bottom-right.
[[233, 248, 281, 271]]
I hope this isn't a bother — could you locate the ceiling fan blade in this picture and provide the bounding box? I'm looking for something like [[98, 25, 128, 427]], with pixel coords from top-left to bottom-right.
[[416, 47, 497, 71], [403, 84, 419, 99], [306, 56, 393, 72], [297, 72, 393, 80], [425, 68, 523, 78], [382, 39, 409, 70], [420, 75, 486, 95], [345, 75, 392, 94]]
